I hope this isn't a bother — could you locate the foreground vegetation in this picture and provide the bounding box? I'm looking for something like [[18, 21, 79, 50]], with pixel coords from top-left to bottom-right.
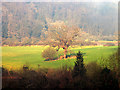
[[2, 51, 120, 89], [2, 46, 117, 70]]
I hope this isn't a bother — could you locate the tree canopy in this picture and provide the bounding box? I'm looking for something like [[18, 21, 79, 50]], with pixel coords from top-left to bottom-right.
[[45, 21, 81, 58]]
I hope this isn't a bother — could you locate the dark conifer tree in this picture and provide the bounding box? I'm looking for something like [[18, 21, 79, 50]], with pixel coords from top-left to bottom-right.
[[73, 51, 86, 77]]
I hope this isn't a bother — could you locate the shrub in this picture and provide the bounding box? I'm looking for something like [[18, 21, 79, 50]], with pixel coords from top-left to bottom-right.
[[100, 67, 119, 88], [85, 62, 102, 78], [100, 51, 118, 71], [42, 47, 57, 60]]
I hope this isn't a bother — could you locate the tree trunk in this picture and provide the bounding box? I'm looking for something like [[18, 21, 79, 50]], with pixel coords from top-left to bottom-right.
[[64, 47, 67, 59]]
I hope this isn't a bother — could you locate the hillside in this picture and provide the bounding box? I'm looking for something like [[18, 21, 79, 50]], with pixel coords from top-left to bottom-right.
[[2, 2, 118, 45]]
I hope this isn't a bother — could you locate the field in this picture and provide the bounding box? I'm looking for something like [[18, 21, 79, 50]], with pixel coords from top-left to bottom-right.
[[2, 45, 118, 70]]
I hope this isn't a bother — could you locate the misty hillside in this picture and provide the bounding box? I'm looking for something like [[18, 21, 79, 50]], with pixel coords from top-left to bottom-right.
[[2, 2, 118, 45]]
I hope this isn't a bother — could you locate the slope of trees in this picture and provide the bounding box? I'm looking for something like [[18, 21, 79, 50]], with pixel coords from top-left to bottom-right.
[[2, 2, 118, 46]]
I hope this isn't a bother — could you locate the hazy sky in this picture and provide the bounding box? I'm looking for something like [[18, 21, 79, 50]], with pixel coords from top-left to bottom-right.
[[1, 0, 119, 3]]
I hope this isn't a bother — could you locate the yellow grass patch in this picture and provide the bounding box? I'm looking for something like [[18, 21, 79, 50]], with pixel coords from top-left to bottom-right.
[[2, 53, 19, 57]]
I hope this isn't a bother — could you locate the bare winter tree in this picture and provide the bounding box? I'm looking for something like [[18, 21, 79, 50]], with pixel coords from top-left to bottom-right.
[[45, 21, 81, 59]]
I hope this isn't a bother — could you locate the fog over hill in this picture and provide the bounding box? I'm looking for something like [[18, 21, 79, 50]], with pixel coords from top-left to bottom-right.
[[2, 2, 118, 45]]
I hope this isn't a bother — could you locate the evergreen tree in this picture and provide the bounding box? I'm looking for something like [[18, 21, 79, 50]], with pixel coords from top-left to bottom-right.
[[73, 51, 86, 77]]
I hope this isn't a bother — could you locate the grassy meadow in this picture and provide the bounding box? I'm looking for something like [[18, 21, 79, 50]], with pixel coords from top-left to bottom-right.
[[2, 45, 118, 70]]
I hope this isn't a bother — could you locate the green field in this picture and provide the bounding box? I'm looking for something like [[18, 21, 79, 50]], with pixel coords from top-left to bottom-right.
[[2, 46, 118, 70]]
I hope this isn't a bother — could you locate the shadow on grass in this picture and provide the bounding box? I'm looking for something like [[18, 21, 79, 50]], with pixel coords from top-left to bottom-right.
[[44, 57, 58, 61], [44, 52, 86, 61], [66, 52, 86, 58]]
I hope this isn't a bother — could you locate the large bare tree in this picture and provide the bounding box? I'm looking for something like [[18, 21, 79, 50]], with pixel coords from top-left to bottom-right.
[[45, 21, 81, 59]]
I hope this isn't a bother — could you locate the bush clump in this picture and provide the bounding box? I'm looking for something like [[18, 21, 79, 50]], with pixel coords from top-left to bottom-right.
[[42, 47, 57, 60]]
